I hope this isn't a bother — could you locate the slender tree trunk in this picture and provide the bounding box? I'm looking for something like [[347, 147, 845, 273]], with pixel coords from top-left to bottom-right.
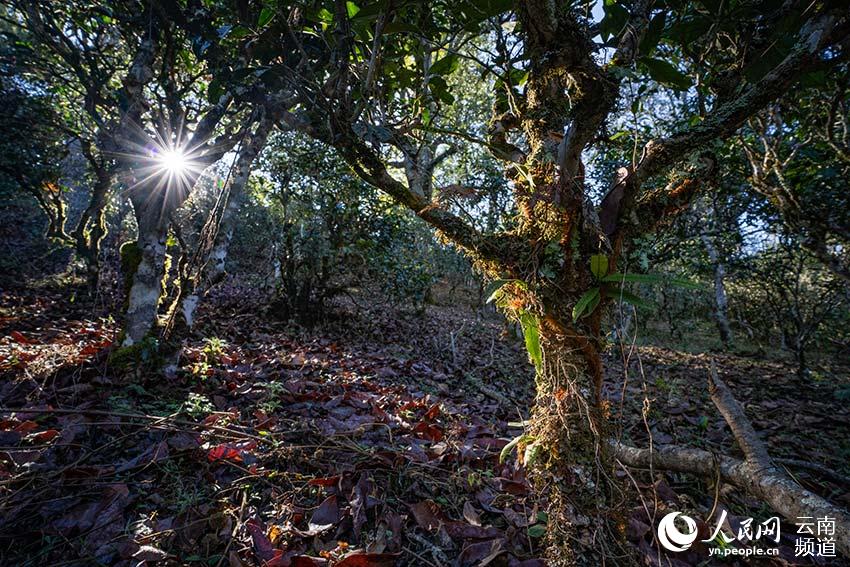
[[123, 224, 168, 345], [794, 336, 808, 378], [75, 142, 113, 293], [175, 116, 273, 331], [700, 231, 733, 347]]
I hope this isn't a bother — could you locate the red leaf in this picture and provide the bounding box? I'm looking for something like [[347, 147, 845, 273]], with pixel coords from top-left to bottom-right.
[[14, 421, 39, 434], [30, 429, 60, 442], [10, 331, 36, 345], [423, 402, 441, 421], [413, 421, 443, 442], [207, 441, 257, 463], [334, 552, 399, 567], [291, 556, 327, 566], [308, 476, 340, 488], [79, 345, 102, 357]]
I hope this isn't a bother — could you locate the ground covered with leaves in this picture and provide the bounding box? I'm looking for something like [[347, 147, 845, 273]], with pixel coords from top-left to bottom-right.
[[0, 280, 848, 566]]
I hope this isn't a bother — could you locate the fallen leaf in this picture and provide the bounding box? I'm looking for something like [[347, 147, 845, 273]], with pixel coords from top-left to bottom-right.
[[462, 501, 481, 526], [10, 331, 36, 345], [334, 551, 399, 566], [308, 495, 340, 533]]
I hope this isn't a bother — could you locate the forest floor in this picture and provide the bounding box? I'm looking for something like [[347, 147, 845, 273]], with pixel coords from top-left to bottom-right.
[[0, 278, 848, 567]]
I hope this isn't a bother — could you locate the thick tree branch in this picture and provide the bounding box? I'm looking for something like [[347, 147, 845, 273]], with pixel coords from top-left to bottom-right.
[[634, 11, 846, 186], [612, 441, 850, 556], [708, 362, 772, 469], [279, 109, 525, 267]]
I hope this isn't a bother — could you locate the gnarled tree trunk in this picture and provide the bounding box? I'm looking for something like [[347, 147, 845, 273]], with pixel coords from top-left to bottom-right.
[[123, 227, 168, 345], [532, 320, 633, 566]]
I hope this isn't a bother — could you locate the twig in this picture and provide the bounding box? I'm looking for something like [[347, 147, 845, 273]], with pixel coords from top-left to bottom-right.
[[408, 531, 450, 565], [216, 489, 248, 567]]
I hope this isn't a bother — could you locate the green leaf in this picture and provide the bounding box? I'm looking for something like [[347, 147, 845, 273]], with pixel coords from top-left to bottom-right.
[[316, 8, 334, 23], [639, 12, 666, 56], [600, 0, 630, 42], [519, 312, 542, 371], [430, 54, 460, 76], [346, 1, 360, 18], [463, 0, 513, 25], [207, 78, 224, 103], [639, 57, 691, 91], [572, 288, 601, 322], [527, 524, 547, 538], [606, 286, 653, 309], [484, 279, 510, 304], [258, 7, 274, 27], [590, 254, 609, 279], [602, 272, 703, 290], [602, 272, 665, 285], [667, 277, 703, 290], [484, 278, 526, 304], [499, 433, 533, 464]]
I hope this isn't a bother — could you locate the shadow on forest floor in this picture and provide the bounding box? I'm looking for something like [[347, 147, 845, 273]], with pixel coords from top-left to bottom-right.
[[0, 278, 847, 566]]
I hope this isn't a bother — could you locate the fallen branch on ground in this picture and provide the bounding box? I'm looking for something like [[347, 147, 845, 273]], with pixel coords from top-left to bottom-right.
[[612, 361, 850, 557]]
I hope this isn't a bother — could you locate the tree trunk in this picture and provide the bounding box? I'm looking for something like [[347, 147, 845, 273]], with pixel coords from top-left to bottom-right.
[[794, 337, 808, 378], [175, 115, 273, 332], [700, 231, 733, 347], [531, 321, 634, 566], [122, 225, 168, 345]]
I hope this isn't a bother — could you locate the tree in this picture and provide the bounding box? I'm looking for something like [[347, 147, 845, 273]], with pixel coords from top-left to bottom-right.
[[11, 0, 259, 345], [0, 19, 110, 289], [250, 1, 850, 562], [736, 238, 847, 377], [740, 80, 850, 282]]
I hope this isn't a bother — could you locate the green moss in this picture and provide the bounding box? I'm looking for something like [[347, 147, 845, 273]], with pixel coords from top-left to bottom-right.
[[108, 335, 160, 372], [120, 240, 142, 289]]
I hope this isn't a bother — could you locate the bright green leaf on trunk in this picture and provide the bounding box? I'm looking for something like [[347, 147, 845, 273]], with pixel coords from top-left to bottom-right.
[[590, 254, 609, 279], [572, 288, 601, 322], [606, 286, 653, 309], [499, 433, 535, 464], [346, 1, 360, 18], [519, 311, 542, 371]]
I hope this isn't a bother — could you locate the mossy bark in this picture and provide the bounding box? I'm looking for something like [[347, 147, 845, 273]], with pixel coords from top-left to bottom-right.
[[525, 319, 636, 566]]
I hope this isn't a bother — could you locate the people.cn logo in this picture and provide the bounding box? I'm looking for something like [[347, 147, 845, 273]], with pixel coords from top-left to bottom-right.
[[657, 512, 699, 552]]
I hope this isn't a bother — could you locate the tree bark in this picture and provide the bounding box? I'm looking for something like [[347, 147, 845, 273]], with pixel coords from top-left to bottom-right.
[[123, 224, 168, 345], [700, 231, 733, 347], [531, 321, 635, 566]]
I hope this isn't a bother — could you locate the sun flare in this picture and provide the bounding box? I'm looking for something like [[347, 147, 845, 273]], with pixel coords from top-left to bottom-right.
[[157, 149, 188, 174]]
